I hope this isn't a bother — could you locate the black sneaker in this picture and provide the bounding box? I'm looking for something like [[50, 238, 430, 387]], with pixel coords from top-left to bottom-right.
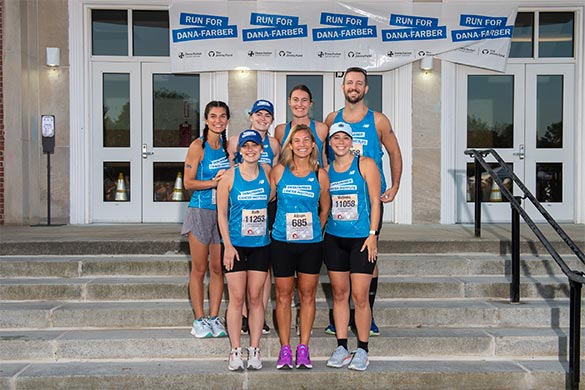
[[262, 320, 271, 335], [241, 316, 249, 335]]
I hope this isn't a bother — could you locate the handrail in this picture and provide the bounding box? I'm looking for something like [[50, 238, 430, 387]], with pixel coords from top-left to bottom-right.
[[465, 148, 585, 390]]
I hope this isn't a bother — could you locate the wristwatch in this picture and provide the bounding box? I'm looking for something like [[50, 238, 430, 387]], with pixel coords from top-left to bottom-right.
[[369, 230, 378, 236]]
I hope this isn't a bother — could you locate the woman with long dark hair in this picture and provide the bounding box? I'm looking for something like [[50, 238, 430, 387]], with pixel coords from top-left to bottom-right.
[[182, 100, 231, 339]]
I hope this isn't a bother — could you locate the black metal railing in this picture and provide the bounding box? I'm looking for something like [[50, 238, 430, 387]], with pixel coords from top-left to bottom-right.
[[465, 148, 585, 390]]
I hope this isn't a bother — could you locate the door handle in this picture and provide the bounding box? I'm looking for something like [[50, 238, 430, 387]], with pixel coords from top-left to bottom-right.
[[512, 144, 525, 160], [142, 144, 154, 159]]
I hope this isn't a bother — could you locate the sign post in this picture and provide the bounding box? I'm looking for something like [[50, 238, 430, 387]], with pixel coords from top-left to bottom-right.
[[40, 115, 57, 226]]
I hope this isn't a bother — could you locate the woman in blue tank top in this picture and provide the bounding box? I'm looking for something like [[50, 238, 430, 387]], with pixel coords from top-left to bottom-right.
[[269, 124, 330, 370], [217, 129, 273, 371], [323, 122, 381, 371], [274, 85, 329, 167], [181, 101, 231, 340], [227, 99, 281, 336]]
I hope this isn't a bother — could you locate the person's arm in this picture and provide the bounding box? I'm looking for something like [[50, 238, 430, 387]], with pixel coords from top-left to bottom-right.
[[324, 111, 337, 128], [315, 120, 330, 168], [226, 135, 239, 167], [216, 169, 238, 271], [269, 136, 281, 166], [274, 123, 286, 145], [317, 167, 331, 230], [183, 139, 226, 191], [375, 112, 403, 203], [269, 164, 284, 202], [359, 157, 381, 262]]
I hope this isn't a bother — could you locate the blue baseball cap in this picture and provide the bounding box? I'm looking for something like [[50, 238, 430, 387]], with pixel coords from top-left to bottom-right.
[[249, 99, 274, 116], [238, 129, 263, 147], [329, 122, 353, 138]]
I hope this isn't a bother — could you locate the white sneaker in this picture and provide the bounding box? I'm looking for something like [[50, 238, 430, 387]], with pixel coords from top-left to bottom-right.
[[190, 317, 213, 338], [209, 316, 227, 338], [247, 347, 262, 370], [228, 347, 245, 371]]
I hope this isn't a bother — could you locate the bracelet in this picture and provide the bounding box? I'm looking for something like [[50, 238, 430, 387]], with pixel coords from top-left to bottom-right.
[[369, 230, 378, 236]]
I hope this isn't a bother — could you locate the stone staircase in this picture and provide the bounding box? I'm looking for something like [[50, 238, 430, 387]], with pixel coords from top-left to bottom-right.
[[0, 250, 583, 389]]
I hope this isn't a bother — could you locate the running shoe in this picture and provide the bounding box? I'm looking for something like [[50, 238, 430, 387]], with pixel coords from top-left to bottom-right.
[[247, 347, 262, 370], [190, 317, 213, 338], [276, 345, 293, 370], [326, 345, 352, 368], [241, 316, 249, 335], [348, 348, 369, 371], [262, 320, 271, 335], [369, 318, 380, 337], [295, 344, 312, 369], [209, 316, 227, 338], [228, 347, 245, 371], [324, 323, 336, 335]]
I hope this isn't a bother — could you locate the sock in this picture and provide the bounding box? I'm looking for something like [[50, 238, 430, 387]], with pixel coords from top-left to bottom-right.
[[369, 277, 378, 311], [357, 340, 369, 353], [337, 338, 348, 350]]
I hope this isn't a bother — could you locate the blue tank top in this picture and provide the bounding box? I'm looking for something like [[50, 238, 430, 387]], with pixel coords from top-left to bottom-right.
[[188, 139, 231, 210], [325, 156, 371, 238], [228, 165, 271, 247], [272, 167, 322, 243], [282, 120, 323, 167], [235, 134, 275, 166], [330, 109, 386, 192]]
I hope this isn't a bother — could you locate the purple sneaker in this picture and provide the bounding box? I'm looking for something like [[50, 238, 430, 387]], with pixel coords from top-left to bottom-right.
[[276, 345, 293, 370], [295, 344, 312, 369]]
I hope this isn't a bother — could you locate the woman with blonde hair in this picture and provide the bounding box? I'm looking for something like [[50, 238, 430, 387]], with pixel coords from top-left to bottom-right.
[[269, 124, 330, 369]]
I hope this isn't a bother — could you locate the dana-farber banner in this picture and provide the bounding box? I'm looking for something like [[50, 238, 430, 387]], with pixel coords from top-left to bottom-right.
[[169, 1, 518, 73]]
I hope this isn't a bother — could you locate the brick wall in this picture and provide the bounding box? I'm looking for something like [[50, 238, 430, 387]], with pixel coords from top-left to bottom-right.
[[0, 2, 4, 224]]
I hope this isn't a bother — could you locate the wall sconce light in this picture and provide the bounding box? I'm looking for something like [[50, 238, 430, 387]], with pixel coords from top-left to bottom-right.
[[46, 47, 60, 67], [420, 56, 433, 73]]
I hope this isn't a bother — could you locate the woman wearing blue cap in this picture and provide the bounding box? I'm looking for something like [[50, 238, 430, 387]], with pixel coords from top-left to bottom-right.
[[217, 129, 273, 371], [227, 99, 281, 336], [323, 122, 380, 371]]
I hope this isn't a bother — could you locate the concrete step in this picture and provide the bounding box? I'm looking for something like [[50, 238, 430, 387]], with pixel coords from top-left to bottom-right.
[[0, 327, 581, 362], [0, 254, 582, 278], [0, 274, 574, 301], [0, 359, 577, 390], [0, 299, 581, 330]]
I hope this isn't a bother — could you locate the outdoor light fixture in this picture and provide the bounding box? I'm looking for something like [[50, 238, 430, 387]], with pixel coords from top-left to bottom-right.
[[46, 48, 60, 67], [420, 56, 433, 73]]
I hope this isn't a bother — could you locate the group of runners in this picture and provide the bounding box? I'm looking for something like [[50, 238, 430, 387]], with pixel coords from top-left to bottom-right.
[[181, 67, 403, 372]]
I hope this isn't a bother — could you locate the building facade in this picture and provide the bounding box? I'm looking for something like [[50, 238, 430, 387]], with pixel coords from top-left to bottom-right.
[[2, 0, 584, 225]]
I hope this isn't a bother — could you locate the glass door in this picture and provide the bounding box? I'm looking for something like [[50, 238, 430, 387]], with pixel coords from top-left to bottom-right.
[[141, 63, 205, 223], [91, 62, 142, 223], [456, 63, 574, 223], [91, 62, 209, 223]]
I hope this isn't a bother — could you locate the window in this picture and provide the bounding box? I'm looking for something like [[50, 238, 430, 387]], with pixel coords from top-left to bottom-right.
[[510, 11, 574, 59], [92, 10, 169, 57]]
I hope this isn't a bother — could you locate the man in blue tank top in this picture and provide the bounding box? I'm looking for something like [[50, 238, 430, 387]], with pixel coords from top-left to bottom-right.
[[324, 66, 403, 338]]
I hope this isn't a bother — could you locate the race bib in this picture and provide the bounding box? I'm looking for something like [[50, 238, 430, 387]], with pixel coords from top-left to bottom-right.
[[285, 212, 313, 241], [331, 194, 358, 221], [351, 143, 363, 156], [241, 208, 267, 236]]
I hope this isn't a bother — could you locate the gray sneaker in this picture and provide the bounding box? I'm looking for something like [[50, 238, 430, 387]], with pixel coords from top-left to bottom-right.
[[190, 317, 213, 338], [228, 347, 245, 371], [348, 348, 369, 371], [209, 316, 227, 338], [247, 347, 262, 370], [326, 346, 352, 368]]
